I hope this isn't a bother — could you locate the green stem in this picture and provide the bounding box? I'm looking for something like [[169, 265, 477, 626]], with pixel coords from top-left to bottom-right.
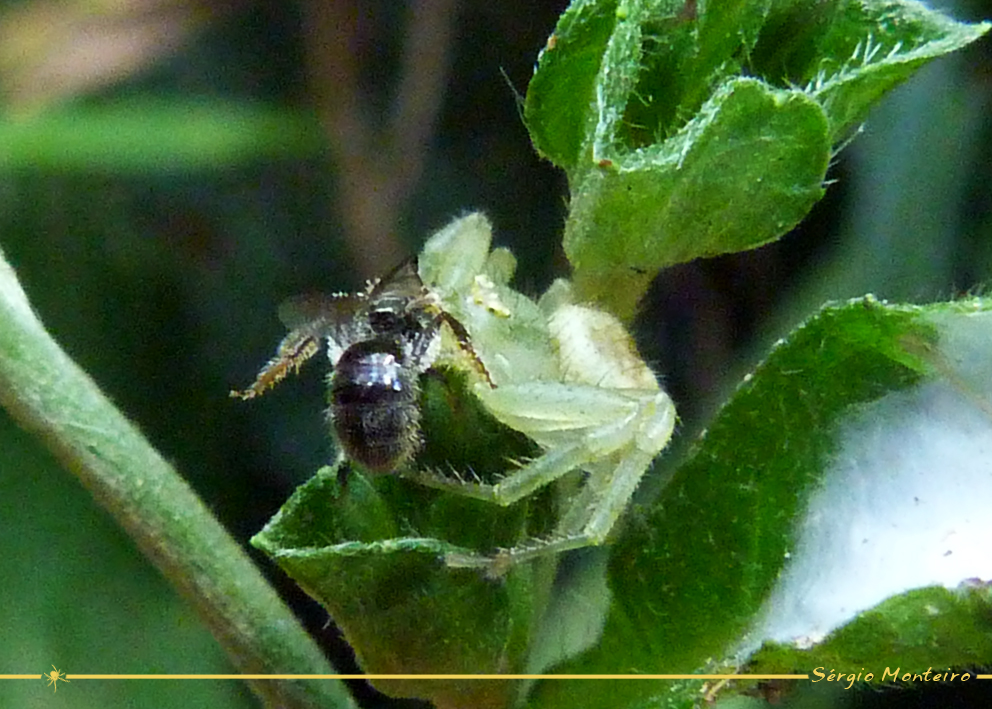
[[0, 246, 355, 709]]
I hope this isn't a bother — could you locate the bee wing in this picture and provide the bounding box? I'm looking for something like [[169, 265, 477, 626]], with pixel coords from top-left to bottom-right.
[[277, 292, 368, 333], [232, 256, 423, 401], [231, 292, 368, 400], [368, 258, 426, 306], [276, 256, 423, 331]]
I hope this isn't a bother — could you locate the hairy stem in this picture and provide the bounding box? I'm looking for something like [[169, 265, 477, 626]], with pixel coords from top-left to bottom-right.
[[0, 247, 354, 708]]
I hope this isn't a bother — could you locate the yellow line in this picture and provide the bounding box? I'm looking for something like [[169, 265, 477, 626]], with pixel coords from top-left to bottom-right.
[[58, 674, 807, 680], [9, 673, 989, 680]]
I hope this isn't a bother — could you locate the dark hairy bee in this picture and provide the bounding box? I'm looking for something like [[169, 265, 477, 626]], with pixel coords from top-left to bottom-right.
[[231, 258, 489, 472]]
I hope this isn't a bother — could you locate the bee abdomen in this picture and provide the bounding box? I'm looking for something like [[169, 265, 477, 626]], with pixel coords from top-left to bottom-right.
[[330, 340, 420, 472]]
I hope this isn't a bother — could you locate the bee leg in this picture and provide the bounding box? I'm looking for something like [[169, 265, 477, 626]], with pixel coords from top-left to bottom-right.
[[336, 458, 354, 488]]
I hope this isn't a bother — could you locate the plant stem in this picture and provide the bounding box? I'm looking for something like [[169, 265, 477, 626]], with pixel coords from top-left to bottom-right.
[[0, 246, 354, 709]]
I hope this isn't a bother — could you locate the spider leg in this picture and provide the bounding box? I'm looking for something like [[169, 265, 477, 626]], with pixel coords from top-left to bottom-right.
[[410, 382, 676, 575], [407, 382, 649, 501], [442, 451, 657, 576], [438, 310, 495, 386]]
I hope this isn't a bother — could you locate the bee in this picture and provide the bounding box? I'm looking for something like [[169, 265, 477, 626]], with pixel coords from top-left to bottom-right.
[[231, 258, 491, 472]]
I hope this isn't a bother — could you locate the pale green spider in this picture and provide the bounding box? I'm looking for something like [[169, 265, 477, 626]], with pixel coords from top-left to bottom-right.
[[411, 213, 677, 575], [236, 212, 677, 576]]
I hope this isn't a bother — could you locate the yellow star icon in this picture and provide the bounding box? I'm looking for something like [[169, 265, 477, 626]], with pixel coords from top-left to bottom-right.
[[44, 665, 70, 693]]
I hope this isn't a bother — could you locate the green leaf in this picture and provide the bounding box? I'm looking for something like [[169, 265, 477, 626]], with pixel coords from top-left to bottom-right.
[[251, 366, 549, 709], [524, 0, 990, 316], [750, 584, 992, 682], [530, 297, 992, 708], [563, 78, 830, 317], [524, 0, 619, 173], [252, 465, 540, 709], [750, 0, 992, 142]]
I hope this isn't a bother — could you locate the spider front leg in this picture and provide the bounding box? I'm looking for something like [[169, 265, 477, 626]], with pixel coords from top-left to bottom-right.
[[409, 381, 676, 576]]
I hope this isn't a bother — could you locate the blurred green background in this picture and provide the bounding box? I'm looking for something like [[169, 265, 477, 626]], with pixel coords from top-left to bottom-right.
[[0, 1, 989, 707]]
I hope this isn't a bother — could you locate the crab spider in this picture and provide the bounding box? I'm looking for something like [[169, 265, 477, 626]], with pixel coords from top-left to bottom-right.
[[412, 213, 677, 575], [235, 212, 676, 577]]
